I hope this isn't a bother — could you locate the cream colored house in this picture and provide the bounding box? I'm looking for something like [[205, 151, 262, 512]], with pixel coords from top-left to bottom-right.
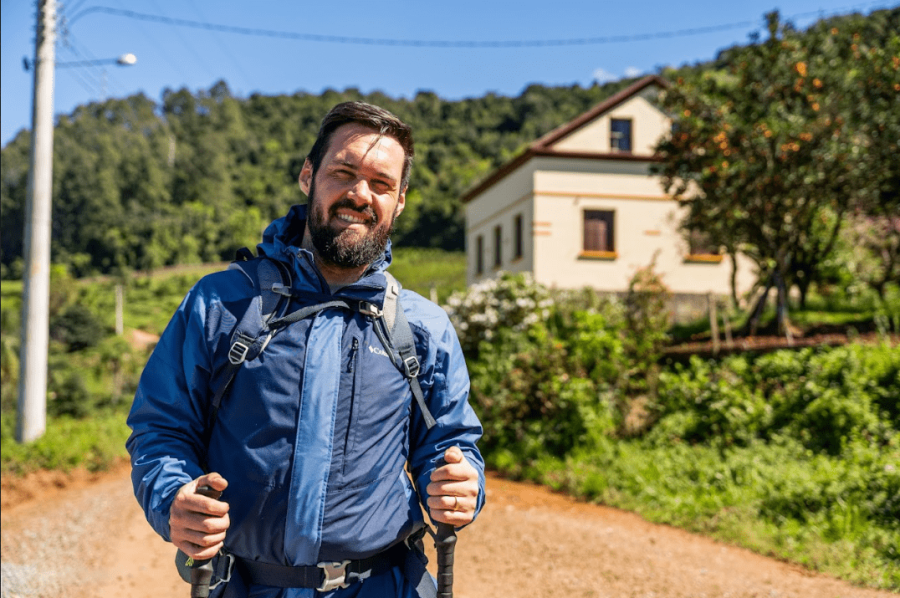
[[461, 76, 755, 316]]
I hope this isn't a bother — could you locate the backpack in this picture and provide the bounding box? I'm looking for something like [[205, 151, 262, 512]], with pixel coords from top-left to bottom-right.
[[202, 249, 436, 448]]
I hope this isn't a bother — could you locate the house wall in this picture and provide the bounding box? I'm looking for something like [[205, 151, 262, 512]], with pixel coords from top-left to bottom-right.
[[465, 162, 536, 285], [552, 88, 668, 156], [529, 157, 756, 297]]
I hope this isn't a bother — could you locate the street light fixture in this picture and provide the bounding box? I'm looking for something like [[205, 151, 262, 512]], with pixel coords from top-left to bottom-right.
[[23, 52, 137, 70]]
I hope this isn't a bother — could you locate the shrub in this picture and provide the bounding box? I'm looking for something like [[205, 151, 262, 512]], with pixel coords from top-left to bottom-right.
[[653, 343, 899, 454], [444, 272, 553, 359], [49, 304, 107, 352], [623, 257, 671, 376], [48, 370, 92, 418]]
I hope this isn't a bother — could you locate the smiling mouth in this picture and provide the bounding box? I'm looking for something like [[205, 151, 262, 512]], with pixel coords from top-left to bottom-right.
[[336, 211, 370, 225]]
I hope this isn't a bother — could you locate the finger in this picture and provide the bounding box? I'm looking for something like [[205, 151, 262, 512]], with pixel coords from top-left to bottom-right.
[[172, 491, 229, 521], [179, 511, 231, 535], [443, 446, 464, 464], [174, 538, 224, 561], [179, 527, 228, 548], [198, 472, 229, 494], [430, 505, 475, 526], [426, 480, 477, 499], [426, 494, 470, 513], [430, 462, 471, 483]]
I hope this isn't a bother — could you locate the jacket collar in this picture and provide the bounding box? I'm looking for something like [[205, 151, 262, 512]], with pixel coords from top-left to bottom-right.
[[257, 204, 393, 302]]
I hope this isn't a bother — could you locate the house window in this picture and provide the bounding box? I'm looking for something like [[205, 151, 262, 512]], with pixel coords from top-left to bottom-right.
[[513, 214, 523, 260], [493, 225, 502, 268], [685, 228, 723, 263], [583, 210, 615, 256], [610, 118, 632, 153], [475, 235, 484, 275]]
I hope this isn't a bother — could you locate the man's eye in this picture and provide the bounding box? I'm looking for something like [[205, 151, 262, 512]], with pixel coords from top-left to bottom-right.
[[372, 180, 391, 192]]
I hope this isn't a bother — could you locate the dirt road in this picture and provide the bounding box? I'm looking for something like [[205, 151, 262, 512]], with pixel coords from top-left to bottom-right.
[[1, 463, 894, 598]]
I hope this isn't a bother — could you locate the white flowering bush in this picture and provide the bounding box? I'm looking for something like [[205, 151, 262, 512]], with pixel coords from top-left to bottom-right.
[[443, 272, 554, 359]]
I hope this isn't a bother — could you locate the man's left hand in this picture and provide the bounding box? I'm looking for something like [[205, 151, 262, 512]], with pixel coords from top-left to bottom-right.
[[426, 446, 479, 526]]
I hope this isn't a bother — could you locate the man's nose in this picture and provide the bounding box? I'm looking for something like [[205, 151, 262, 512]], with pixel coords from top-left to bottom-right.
[[347, 178, 373, 204]]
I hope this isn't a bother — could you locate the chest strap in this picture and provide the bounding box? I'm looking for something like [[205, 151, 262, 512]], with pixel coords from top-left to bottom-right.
[[235, 541, 407, 591]]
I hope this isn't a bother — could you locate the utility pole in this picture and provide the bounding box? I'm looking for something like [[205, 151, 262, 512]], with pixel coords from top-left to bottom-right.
[[17, 0, 57, 443]]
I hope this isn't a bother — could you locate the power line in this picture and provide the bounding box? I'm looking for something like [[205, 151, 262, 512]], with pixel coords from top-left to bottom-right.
[[187, 0, 253, 90], [68, 2, 891, 48], [147, 0, 217, 76]]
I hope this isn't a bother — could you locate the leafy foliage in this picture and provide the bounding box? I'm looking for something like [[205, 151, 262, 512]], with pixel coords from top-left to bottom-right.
[[653, 8, 900, 332], [451, 271, 899, 589]]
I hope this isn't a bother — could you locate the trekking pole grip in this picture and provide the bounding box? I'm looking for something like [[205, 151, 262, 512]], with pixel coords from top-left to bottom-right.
[[434, 458, 457, 598], [190, 485, 222, 598]]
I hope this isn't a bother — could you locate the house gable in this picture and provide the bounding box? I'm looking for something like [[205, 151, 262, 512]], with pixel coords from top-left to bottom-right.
[[461, 75, 669, 204], [548, 86, 669, 155]]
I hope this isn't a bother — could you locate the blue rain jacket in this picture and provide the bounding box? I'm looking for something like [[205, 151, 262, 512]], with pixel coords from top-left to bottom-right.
[[126, 204, 486, 597]]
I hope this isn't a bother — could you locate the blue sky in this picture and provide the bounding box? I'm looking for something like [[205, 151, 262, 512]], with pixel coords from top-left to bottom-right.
[[2, 0, 895, 146]]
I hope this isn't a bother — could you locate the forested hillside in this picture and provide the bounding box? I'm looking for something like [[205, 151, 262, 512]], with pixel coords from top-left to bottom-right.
[[1, 7, 896, 278]]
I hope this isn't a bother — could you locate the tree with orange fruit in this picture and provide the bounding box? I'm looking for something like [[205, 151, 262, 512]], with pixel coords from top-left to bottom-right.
[[653, 8, 899, 335]]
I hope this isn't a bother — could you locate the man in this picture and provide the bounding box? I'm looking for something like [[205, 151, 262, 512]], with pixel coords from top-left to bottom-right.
[[127, 102, 485, 597]]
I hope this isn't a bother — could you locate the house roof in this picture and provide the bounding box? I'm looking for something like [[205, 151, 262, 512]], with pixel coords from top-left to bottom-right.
[[460, 75, 669, 204]]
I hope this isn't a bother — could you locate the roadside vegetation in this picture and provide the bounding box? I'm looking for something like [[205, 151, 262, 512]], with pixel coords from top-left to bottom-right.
[[445, 271, 899, 591]]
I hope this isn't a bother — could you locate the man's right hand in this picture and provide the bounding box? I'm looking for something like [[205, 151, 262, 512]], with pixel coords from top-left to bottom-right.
[[169, 472, 230, 560]]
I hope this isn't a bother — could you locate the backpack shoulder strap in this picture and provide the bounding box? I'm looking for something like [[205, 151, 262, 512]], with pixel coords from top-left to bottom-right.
[[380, 272, 437, 430], [205, 252, 292, 446]]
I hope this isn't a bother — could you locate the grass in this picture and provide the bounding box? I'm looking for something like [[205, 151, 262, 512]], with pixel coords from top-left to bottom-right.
[[506, 435, 900, 591], [1, 406, 132, 475], [668, 284, 900, 344], [388, 247, 466, 304]]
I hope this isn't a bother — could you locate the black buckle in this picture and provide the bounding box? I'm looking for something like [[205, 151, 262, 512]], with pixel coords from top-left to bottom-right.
[[403, 355, 420, 378], [228, 340, 250, 365]]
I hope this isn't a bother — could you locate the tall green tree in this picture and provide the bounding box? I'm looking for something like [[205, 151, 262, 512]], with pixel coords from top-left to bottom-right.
[[654, 9, 899, 333]]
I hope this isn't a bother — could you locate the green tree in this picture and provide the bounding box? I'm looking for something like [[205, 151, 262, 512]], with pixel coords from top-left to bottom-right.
[[654, 9, 898, 334]]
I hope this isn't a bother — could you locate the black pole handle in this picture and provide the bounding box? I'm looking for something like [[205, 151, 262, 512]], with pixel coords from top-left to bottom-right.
[[182, 485, 223, 598], [434, 459, 458, 598]]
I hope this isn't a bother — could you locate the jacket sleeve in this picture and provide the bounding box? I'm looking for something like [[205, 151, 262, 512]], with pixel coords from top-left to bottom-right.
[[125, 280, 217, 542], [405, 295, 486, 526]]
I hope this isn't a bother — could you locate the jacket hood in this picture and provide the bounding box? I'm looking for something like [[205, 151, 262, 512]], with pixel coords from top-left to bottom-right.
[[257, 203, 394, 276]]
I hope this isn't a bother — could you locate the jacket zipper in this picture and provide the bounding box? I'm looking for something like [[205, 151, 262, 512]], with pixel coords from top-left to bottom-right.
[[348, 338, 359, 373]]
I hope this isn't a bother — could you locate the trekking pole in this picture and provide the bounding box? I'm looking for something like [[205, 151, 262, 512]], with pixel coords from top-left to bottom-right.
[[175, 485, 223, 598], [434, 459, 457, 598]]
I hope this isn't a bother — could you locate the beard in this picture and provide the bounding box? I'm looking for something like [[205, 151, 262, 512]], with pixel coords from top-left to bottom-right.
[[306, 178, 396, 269]]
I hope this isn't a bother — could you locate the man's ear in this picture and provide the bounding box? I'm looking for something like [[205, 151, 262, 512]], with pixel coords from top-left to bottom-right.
[[298, 159, 313, 196], [394, 187, 407, 218]]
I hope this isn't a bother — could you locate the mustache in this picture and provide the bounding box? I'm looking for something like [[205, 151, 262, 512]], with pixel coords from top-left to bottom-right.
[[329, 198, 377, 224]]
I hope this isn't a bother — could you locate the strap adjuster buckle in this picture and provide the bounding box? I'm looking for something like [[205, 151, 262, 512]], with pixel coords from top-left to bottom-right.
[[403, 355, 420, 378], [359, 302, 383, 318], [210, 552, 235, 590], [228, 340, 250, 365], [317, 560, 351, 592], [271, 283, 293, 297]]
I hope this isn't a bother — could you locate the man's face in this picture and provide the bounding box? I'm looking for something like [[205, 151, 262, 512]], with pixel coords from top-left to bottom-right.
[[299, 123, 406, 269]]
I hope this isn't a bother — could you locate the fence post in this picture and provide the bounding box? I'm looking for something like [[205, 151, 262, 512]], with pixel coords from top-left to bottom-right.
[[708, 292, 720, 356], [116, 284, 124, 336]]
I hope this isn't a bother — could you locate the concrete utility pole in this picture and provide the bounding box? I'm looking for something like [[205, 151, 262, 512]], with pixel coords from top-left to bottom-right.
[[17, 0, 57, 443]]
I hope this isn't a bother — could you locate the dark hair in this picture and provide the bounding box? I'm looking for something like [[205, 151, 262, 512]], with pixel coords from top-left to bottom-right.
[[306, 101, 415, 190]]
